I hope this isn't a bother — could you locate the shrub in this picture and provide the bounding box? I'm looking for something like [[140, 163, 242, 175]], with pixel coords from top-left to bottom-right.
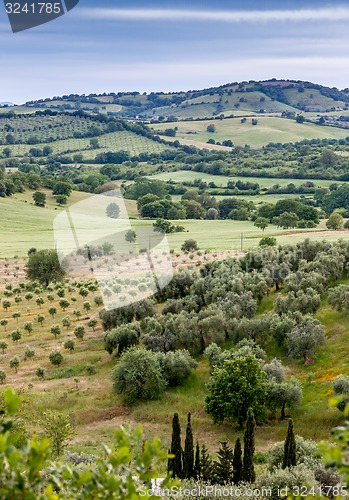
[[258, 464, 317, 500], [36, 367, 45, 379], [181, 239, 199, 252], [268, 436, 319, 470], [64, 340, 75, 352]]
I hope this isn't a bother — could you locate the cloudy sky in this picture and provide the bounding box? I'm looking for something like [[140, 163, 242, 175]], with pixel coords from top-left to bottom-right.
[[1, 0, 349, 103]]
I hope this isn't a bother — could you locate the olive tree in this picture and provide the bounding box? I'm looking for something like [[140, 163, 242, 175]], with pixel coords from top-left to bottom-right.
[[286, 316, 325, 363], [111, 347, 167, 404]]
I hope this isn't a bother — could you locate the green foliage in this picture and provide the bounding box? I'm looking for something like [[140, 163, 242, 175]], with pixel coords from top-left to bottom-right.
[[181, 239, 199, 252], [74, 325, 85, 340], [254, 217, 269, 231], [205, 355, 268, 427], [183, 413, 195, 480], [36, 367, 45, 379], [199, 444, 213, 482], [0, 388, 175, 498], [168, 413, 182, 479], [283, 419, 297, 469], [26, 249, 65, 286], [332, 375, 349, 411], [326, 212, 344, 230], [0, 342, 8, 354], [50, 324, 61, 339], [41, 410, 75, 458], [104, 323, 140, 356], [158, 350, 197, 387], [0, 371, 6, 384], [268, 435, 318, 470], [32, 191, 46, 207], [11, 329, 21, 343], [111, 347, 167, 405], [242, 408, 256, 483], [64, 340, 75, 352], [213, 441, 234, 485], [49, 350, 63, 367], [233, 438, 243, 485], [9, 356, 20, 373], [259, 236, 276, 247], [286, 316, 325, 363]]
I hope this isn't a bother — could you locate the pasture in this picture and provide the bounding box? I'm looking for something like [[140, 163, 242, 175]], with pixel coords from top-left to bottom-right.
[[153, 116, 349, 148]]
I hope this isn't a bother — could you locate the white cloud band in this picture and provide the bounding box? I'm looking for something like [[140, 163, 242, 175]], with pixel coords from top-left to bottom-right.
[[79, 7, 349, 24]]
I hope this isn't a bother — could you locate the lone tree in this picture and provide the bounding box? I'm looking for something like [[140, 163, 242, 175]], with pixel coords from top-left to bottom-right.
[[33, 191, 46, 207], [168, 413, 182, 479], [183, 413, 194, 480], [106, 203, 120, 219], [242, 408, 255, 483], [232, 438, 243, 485], [205, 355, 268, 427], [26, 250, 65, 287], [283, 419, 297, 469]]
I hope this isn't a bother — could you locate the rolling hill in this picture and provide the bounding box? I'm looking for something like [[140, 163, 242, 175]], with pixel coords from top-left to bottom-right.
[[18, 79, 349, 120]]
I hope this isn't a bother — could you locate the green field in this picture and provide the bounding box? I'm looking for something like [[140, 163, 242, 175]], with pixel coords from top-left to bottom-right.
[[0, 191, 138, 257], [2, 193, 347, 257], [150, 170, 347, 189], [153, 116, 349, 148], [282, 88, 348, 112]]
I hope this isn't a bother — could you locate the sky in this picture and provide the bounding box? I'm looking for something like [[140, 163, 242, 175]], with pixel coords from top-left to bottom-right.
[[1, 0, 349, 103]]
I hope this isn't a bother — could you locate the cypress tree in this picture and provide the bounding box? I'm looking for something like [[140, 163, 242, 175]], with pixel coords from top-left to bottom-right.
[[213, 441, 234, 485], [242, 408, 256, 483], [232, 437, 243, 485], [194, 441, 201, 479], [200, 444, 213, 482], [183, 413, 195, 479], [283, 419, 297, 469], [168, 413, 182, 478]]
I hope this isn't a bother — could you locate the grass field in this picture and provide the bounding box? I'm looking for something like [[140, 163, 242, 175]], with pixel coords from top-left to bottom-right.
[[150, 170, 348, 189], [153, 116, 349, 148], [282, 88, 348, 112], [0, 190, 138, 258]]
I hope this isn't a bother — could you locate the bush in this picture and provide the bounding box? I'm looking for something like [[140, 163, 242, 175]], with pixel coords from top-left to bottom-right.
[[258, 464, 318, 500], [181, 239, 199, 252], [268, 435, 319, 470], [111, 347, 167, 404], [259, 237, 277, 247]]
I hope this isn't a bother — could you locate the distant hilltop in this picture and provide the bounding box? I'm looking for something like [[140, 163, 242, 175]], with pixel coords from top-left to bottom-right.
[[0, 102, 15, 107], [6, 79, 349, 120]]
